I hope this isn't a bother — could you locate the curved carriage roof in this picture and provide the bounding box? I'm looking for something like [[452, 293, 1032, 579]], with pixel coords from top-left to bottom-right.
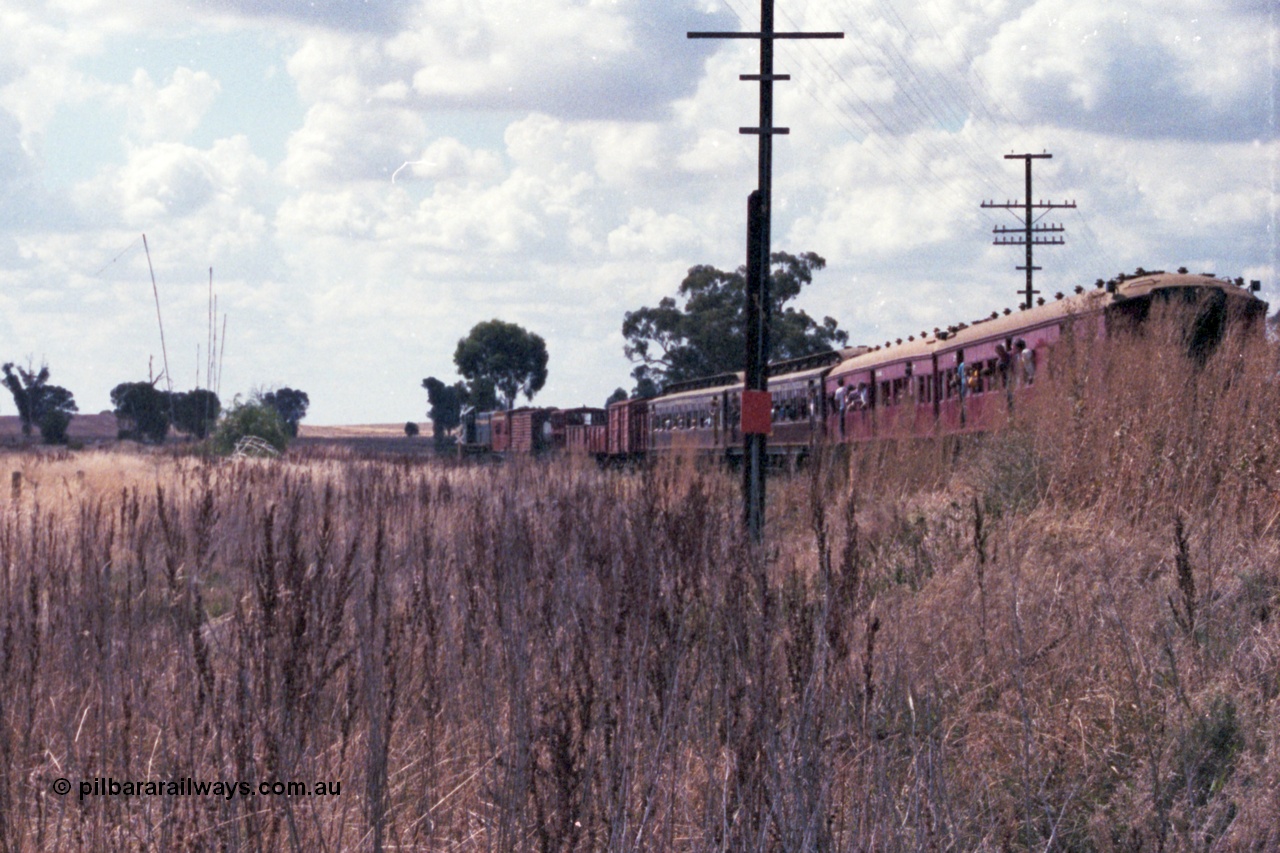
[[825, 272, 1262, 382], [641, 272, 1264, 399], [651, 373, 746, 407]]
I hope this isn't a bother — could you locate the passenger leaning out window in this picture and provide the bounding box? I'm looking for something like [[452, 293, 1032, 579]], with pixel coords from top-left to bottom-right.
[[1015, 339, 1036, 385]]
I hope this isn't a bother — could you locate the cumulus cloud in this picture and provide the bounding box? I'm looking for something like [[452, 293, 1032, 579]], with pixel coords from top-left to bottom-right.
[[124, 67, 221, 143], [281, 101, 428, 185], [975, 1, 1276, 141], [282, 0, 729, 120], [75, 136, 268, 225], [401, 136, 504, 185], [192, 0, 409, 33], [607, 208, 700, 257]]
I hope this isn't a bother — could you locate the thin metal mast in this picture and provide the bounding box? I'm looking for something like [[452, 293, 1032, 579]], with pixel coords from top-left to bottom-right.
[[142, 234, 173, 394]]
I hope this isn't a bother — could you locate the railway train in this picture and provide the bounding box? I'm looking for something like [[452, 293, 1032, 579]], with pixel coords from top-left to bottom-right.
[[459, 270, 1268, 461]]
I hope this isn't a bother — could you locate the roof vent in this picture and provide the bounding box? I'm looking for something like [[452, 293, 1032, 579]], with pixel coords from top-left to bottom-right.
[[1095, 279, 1105, 289], [1105, 280, 1117, 294], [1250, 280, 1262, 292], [1177, 266, 1188, 274], [1036, 297, 1046, 306], [1074, 285, 1084, 294], [1003, 308, 1012, 315]]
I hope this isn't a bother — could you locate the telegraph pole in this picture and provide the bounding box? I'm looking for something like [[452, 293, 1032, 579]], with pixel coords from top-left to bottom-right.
[[689, 3, 842, 540], [981, 153, 1076, 309]]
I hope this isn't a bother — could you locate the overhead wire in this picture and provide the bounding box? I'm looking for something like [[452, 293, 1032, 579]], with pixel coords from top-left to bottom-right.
[[774, 1, 1021, 222], [885, 0, 1120, 276], [91, 234, 144, 278], [718, 0, 1002, 234], [711, 0, 1122, 288]]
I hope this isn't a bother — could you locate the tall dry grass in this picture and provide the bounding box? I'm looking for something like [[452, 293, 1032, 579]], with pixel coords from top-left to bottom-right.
[[0, 313, 1276, 851]]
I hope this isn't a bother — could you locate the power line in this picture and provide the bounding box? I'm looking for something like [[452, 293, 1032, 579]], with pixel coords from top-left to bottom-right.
[[90, 235, 143, 278], [715, 0, 1122, 284]]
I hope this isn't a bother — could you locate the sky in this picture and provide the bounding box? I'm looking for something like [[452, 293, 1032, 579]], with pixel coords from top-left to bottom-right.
[[0, 0, 1275, 425]]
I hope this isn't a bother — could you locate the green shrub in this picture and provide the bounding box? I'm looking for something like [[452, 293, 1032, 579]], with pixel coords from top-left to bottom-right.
[[38, 408, 73, 444], [212, 400, 289, 455]]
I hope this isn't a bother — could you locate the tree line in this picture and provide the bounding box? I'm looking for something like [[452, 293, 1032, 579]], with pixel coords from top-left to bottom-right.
[[421, 251, 846, 443], [1, 360, 308, 451], [8, 250, 845, 450]]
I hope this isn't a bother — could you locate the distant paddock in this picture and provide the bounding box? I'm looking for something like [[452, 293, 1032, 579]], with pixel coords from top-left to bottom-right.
[[0, 415, 442, 458]]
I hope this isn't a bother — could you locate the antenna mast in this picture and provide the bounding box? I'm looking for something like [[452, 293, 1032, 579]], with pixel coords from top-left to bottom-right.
[[142, 234, 174, 393]]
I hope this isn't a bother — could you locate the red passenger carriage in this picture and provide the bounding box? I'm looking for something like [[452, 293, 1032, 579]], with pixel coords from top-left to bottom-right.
[[460, 272, 1266, 462]]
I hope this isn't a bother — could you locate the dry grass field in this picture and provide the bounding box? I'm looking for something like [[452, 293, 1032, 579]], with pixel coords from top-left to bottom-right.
[[298, 423, 425, 439], [294, 423, 438, 457], [0, 316, 1277, 851]]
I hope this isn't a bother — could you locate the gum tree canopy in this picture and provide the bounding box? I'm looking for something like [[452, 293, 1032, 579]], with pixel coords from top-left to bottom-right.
[[111, 381, 170, 444], [621, 251, 848, 391], [3, 361, 77, 444], [453, 319, 548, 411], [421, 376, 466, 447], [262, 387, 309, 438]]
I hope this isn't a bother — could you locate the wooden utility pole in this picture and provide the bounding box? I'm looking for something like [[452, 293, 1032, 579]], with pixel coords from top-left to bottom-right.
[[689, 3, 842, 540], [981, 153, 1076, 309]]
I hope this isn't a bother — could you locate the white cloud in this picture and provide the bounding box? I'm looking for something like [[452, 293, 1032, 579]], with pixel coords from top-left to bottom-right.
[[403, 136, 504, 185], [281, 101, 428, 185], [124, 67, 221, 143], [976, 0, 1276, 140], [193, 0, 408, 33], [607, 208, 700, 257], [74, 135, 269, 226], [283, 0, 726, 119]]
